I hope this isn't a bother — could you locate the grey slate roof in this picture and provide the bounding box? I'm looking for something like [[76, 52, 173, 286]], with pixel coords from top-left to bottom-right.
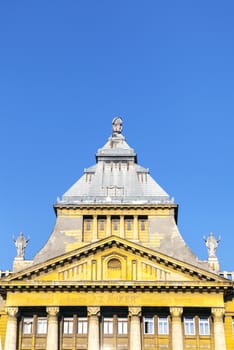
[[60, 133, 172, 205]]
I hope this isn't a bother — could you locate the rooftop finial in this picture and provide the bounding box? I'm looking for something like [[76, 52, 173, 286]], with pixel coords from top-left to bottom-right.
[[203, 232, 221, 258], [112, 117, 123, 136], [13, 232, 30, 259]]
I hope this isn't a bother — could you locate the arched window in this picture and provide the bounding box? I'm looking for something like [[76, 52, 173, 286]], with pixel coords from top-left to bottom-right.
[[106, 258, 122, 280], [107, 258, 121, 269]]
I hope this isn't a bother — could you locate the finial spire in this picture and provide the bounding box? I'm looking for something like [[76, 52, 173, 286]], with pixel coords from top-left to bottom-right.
[[112, 117, 123, 136]]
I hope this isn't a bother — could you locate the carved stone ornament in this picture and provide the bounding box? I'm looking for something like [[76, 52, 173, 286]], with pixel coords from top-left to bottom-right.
[[46, 306, 59, 317], [212, 307, 225, 321], [88, 306, 100, 317], [203, 232, 221, 258], [128, 306, 142, 317], [112, 117, 123, 136], [170, 307, 183, 318], [5, 306, 19, 318], [13, 232, 30, 259]]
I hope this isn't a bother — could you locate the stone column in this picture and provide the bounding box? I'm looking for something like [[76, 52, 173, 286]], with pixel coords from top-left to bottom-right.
[[120, 215, 125, 238], [170, 307, 183, 350], [4, 307, 19, 350], [133, 215, 139, 241], [87, 306, 100, 350], [106, 215, 111, 236], [46, 306, 59, 350], [129, 306, 142, 350], [212, 307, 226, 350], [92, 215, 98, 241]]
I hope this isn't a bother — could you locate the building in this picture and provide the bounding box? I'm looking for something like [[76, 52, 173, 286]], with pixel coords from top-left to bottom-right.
[[0, 117, 234, 350]]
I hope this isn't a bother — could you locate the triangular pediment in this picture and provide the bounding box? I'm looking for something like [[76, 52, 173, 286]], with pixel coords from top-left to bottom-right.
[[6, 236, 225, 286]]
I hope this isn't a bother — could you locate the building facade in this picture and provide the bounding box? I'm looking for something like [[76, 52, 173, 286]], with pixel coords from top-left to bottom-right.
[[0, 117, 234, 350]]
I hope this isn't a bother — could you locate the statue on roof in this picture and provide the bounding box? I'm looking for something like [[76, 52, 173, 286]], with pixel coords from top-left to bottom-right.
[[203, 232, 221, 258], [112, 117, 123, 136], [13, 232, 30, 259]]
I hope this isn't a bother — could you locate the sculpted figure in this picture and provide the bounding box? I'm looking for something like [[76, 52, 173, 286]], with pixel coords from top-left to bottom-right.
[[203, 232, 220, 258], [112, 117, 123, 136], [13, 232, 30, 258]]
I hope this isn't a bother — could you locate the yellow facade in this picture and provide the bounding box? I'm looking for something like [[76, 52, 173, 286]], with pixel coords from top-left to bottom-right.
[[1, 119, 234, 350]]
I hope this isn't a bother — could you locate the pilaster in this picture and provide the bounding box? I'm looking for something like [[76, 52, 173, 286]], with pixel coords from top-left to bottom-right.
[[87, 306, 100, 350], [129, 306, 141, 350], [4, 307, 19, 350], [170, 306, 183, 350], [212, 307, 226, 350], [46, 306, 59, 350]]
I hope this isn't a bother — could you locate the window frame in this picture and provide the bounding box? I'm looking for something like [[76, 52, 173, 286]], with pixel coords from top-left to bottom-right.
[[22, 317, 33, 335], [103, 317, 114, 335], [37, 317, 47, 335], [198, 317, 210, 336], [63, 317, 74, 335], [77, 317, 88, 335], [143, 317, 154, 335], [184, 317, 195, 335], [117, 318, 128, 335], [158, 316, 169, 335]]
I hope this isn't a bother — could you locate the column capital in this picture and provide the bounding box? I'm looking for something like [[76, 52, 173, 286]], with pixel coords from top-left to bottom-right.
[[88, 306, 100, 317], [212, 307, 225, 320], [129, 306, 141, 317], [46, 306, 59, 317], [170, 306, 183, 318], [5, 306, 19, 318]]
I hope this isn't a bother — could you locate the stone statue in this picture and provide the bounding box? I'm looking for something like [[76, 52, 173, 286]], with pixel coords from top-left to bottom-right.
[[112, 117, 123, 136], [13, 232, 30, 259], [203, 232, 221, 258]]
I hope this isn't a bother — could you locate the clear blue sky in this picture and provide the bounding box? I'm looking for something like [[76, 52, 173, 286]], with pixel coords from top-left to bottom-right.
[[0, 1, 234, 271]]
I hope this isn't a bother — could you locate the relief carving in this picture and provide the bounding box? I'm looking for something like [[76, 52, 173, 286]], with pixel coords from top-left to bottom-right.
[[88, 306, 100, 317], [5, 306, 19, 318], [46, 306, 59, 317], [129, 306, 141, 317]]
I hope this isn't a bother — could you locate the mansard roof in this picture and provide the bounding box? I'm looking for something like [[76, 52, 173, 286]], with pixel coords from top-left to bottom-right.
[[59, 118, 171, 205]]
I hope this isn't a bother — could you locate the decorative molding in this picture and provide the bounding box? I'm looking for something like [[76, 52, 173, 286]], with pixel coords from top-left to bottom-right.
[[88, 306, 100, 317], [46, 306, 59, 317], [170, 306, 183, 318], [129, 306, 141, 317], [211, 307, 225, 321], [5, 306, 19, 318]]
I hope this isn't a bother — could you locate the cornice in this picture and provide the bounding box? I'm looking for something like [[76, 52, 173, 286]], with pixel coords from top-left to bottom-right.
[[54, 203, 178, 211], [0, 280, 232, 293]]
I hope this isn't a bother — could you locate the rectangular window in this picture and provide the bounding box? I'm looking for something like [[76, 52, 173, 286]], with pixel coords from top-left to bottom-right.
[[63, 317, 73, 334], [78, 317, 88, 334], [127, 220, 132, 230], [104, 318, 113, 334], [23, 317, 33, 334], [144, 317, 154, 334], [158, 317, 168, 335], [232, 317, 234, 335], [99, 219, 105, 231], [113, 220, 119, 231], [118, 318, 128, 334], [140, 220, 145, 231], [37, 317, 47, 334], [199, 317, 210, 335], [184, 317, 195, 335], [86, 220, 91, 231]]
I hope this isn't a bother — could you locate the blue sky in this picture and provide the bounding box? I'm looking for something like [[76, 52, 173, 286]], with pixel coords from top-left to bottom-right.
[[0, 1, 234, 271]]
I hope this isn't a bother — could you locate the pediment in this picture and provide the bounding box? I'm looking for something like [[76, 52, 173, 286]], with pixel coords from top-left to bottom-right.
[[7, 236, 223, 284]]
